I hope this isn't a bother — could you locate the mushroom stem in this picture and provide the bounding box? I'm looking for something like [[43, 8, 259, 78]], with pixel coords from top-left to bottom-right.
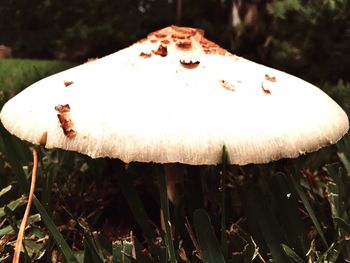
[[164, 163, 184, 207], [160, 163, 184, 236]]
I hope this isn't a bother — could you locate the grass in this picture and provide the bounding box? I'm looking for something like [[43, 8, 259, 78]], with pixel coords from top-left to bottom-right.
[[0, 58, 76, 104], [0, 59, 350, 262]]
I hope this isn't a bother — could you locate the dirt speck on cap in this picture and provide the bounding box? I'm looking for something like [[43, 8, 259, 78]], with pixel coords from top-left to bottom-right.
[[220, 80, 235, 91]]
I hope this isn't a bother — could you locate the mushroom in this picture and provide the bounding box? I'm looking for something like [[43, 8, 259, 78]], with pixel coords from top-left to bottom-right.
[[0, 26, 349, 206]]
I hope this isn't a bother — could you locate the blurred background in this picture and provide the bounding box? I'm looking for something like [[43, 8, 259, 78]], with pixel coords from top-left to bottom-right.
[[1, 1, 350, 262], [0, 0, 349, 83]]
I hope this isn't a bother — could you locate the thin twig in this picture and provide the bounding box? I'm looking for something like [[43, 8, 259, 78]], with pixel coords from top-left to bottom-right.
[[13, 148, 38, 263], [184, 216, 201, 260], [257, 253, 267, 263]]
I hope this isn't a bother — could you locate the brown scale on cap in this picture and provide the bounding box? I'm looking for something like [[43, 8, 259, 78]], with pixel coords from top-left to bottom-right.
[[64, 80, 74, 87], [200, 38, 227, 55], [171, 26, 200, 36], [55, 104, 70, 113], [261, 83, 271, 95], [84, 57, 99, 63], [265, 74, 277, 82], [161, 39, 170, 45], [143, 26, 227, 56], [153, 45, 168, 57], [176, 40, 192, 51], [55, 104, 76, 138], [154, 32, 167, 38], [179, 59, 200, 69], [171, 33, 188, 40], [139, 52, 152, 58]]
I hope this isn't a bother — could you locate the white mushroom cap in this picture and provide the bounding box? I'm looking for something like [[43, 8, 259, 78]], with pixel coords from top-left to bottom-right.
[[1, 26, 348, 165]]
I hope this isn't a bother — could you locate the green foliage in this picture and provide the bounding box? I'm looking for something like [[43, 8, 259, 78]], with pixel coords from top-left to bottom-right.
[[0, 59, 76, 105], [112, 240, 133, 263], [322, 80, 350, 116], [0, 182, 46, 261], [265, 0, 350, 83], [157, 168, 177, 263], [1, 0, 349, 86], [193, 209, 225, 263], [267, 0, 302, 19]]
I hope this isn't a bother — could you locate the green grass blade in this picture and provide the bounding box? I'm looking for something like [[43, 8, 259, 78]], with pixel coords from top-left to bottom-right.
[[193, 208, 225, 263], [1, 136, 78, 261], [112, 241, 133, 263], [122, 242, 133, 263], [282, 244, 306, 263], [83, 237, 104, 263], [0, 128, 78, 262], [112, 241, 123, 263], [0, 58, 76, 97], [82, 232, 104, 263], [63, 207, 108, 262], [0, 224, 14, 236], [33, 196, 79, 263], [333, 217, 350, 232], [240, 181, 288, 262], [0, 214, 41, 236], [0, 125, 29, 192], [158, 168, 177, 263], [119, 173, 155, 241], [0, 196, 27, 217], [338, 152, 350, 174], [0, 185, 12, 198], [289, 173, 328, 248], [228, 224, 261, 262], [220, 146, 228, 260], [271, 174, 309, 256], [134, 238, 150, 263], [316, 241, 345, 263], [39, 150, 54, 213], [325, 164, 347, 220]]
